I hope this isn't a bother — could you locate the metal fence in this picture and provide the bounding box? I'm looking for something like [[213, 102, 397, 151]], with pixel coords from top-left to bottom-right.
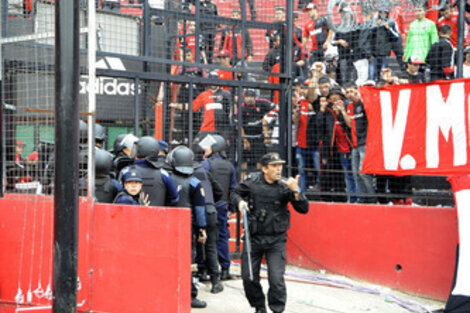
[[1, 0, 457, 206]]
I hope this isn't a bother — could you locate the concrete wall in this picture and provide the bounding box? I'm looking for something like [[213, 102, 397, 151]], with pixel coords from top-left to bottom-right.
[[286, 201, 458, 300]]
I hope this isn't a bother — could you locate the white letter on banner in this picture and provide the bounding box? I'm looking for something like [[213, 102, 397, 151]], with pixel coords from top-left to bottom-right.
[[426, 83, 466, 168], [380, 89, 411, 170]]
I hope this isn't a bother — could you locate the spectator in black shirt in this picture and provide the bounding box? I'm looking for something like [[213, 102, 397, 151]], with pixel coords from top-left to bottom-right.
[[197, 0, 219, 64], [263, 31, 281, 72], [265, 7, 285, 49], [426, 24, 455, 81], [332, 4, 356, 85], [369, 8, 400, 81], [238, 0, 257, 20], [399, 57, 425, 84]]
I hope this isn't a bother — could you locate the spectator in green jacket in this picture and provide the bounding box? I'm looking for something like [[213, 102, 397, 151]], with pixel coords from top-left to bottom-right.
[[403, 5, 439, 63]]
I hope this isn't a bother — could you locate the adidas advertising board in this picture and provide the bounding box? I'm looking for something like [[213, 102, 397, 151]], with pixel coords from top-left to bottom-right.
[[80, 57, 142, 96]]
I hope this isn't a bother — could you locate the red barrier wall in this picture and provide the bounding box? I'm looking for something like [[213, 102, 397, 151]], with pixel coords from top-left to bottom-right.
[[0, 194, 191, 313], [286, 202, 458, 300]]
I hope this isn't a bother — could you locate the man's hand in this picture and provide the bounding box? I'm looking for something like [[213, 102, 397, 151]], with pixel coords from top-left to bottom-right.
[[140, 192, 150, 206], [203, 146, 212, 158], [243, 138, 251, 150], [319, 97, 328, 113], [238, 200, 249, 213], [281, 175, 300, 192], [336, 39, 348, 47], [198, 229, 207, 244]]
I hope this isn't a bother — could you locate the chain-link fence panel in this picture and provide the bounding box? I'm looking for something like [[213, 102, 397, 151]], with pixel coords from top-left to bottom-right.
[[2, 0, 458, 206]]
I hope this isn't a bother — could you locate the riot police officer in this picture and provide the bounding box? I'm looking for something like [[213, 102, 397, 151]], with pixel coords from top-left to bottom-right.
[[112, 133, 138, 178], [231, 152, 309, 313], [94, 123, 106, 149], [94, 149, 121, 203], [127, 136, 179, 206], [167, 146, 211, 308], [192, 146, 225, 294], [201, 135, 237, 280]]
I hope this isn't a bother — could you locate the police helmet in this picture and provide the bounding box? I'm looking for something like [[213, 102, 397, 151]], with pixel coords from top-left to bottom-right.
[[135, 136, 160, 159], [170, 145, 194, 175], [95, 123, 106, 143], [211, 135, 227, 153], [95, 149, 113, 176], [113, 134, 127, 154]]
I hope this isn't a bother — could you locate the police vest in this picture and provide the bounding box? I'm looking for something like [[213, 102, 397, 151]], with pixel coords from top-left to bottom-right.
[[137, 164, 167, 207], [193, 164, 216, 214], [208, 157, 232, 201], [171, 173, 192, 208], [113, 155, 133, 178], [95, 176, 116, 203], [246, 173, 291, 235], [113, 191, 140, 205]]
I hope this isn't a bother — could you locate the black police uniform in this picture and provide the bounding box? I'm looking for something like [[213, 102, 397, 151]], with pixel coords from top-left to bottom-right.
[[193, 163, 224, 284], [231, 161, 309, 313], [202, 153, 237, 277]]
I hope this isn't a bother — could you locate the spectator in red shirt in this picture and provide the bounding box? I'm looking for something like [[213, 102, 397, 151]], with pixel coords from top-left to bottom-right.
[[317, 87, 355, 202], [217, 50, 233, 92], [302, 3, 334, 65], [220, 9, 253, 63], [437, 4, 460, 48], [344, 83, 376, 203], [293, 77, 320, 191], [192, 72, 233, 140], [180, 21, 208, 64], [16, 141, 26, 164]]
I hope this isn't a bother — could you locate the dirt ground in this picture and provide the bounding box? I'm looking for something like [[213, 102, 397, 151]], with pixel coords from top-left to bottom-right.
[[192, 264, 445, 313]]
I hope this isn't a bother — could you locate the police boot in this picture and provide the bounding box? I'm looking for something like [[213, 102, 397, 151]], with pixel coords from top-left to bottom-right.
[[254, 307, 266, 313], [210, 275, 224, 294], [197, 268, 210, 282], [220, 268, 233, 280], [191, 298, 207, 308]]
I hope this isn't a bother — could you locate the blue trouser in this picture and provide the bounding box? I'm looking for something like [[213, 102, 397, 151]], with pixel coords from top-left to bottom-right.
[[295, 147, 320, 192], [216, 201, 231, 270], [352, 145, 376, 202], [339, 152, 358, 203]]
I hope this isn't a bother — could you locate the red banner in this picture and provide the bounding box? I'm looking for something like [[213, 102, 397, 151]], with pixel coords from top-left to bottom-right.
[[361, 78, 470, 175]]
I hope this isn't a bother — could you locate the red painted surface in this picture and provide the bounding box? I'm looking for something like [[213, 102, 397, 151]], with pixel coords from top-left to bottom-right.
[[0, 194, 191, 313], [286, 201, 458, 300]]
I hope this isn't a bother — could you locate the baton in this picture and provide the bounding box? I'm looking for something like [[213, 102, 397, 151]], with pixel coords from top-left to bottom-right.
[[241, 203, 254, 281]]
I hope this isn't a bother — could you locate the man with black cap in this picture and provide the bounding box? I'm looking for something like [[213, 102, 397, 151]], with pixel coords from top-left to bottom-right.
[[114, 166, 149, 205], [231, 152, 309, 313]]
